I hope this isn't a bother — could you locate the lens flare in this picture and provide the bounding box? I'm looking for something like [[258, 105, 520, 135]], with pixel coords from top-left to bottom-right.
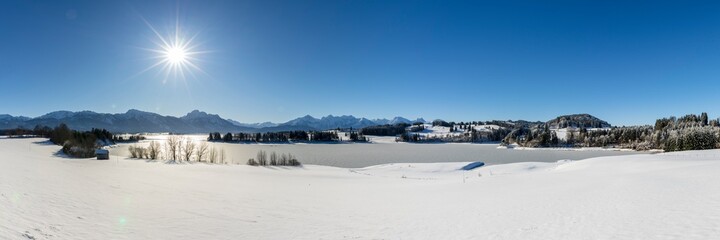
[[165, 46, 187, 63], [138, 12, 208, 84]]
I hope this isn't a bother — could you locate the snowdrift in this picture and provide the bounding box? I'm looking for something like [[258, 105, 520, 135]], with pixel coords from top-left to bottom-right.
[[1, 138, 719, 239]]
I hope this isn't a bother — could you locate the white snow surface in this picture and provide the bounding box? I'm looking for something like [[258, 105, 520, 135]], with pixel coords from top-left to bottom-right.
[[408, 124, 504, 139], [552, 127, 612, 141], [2, 138, 720, 239]]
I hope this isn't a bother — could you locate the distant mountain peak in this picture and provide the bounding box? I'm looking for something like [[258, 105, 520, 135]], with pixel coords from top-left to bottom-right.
[[122, 109, 160, 120], [182, 110, 208, 118], [1, 109, 428, 133], [227, 119, 279, 129], [389, 116, 410, 124], [278, 114, 424, 130], [125, 109, 152, 115], [0, 114, 30, 121], [37, 110, 75, 119]]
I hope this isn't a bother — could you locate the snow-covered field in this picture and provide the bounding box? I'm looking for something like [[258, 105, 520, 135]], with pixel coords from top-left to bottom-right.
[[497, 144, 659, 152], [2, 138, 720, 239], [552, 127, 610, 141], [406, 124, 503, 139]]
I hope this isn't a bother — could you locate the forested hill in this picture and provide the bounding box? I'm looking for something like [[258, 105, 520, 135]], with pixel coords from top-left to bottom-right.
[[544, 114, 611, 129]]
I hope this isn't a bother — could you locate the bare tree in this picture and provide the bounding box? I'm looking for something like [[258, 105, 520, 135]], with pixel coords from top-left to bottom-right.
[[270, 152, 277, 166], [166, 136, 180, 162], [256, 150, 267, 165], [183, 139, 196, 162], [196, 142, 209, 162], [280, 153, 288, 165]]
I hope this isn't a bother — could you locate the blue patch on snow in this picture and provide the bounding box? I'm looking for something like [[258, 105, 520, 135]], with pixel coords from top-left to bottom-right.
[[461, 162, 485, 170]]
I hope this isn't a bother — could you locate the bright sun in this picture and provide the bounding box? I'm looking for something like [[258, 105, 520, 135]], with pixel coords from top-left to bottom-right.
[[165, 46, 188, 64], [139, 15, 207, 83]]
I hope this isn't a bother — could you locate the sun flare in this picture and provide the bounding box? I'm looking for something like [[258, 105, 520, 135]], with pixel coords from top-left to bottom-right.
[[138, 15, 207, 83], [165, 46, 188, 64]]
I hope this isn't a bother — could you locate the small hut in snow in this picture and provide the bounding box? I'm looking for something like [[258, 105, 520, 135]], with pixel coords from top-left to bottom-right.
[[95, 149, 109, 160]]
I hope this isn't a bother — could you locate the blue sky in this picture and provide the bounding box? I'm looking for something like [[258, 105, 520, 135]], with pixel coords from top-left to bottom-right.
[[1, 0, 719, 125]]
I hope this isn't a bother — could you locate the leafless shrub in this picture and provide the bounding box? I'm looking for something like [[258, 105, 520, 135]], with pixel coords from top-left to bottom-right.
[[129, 145, 148, 159], [183, 139, 196, 161], [148, 141, 160, 160], [251, 150, 301, 166], [256, 150, 267, 165], [129, 145, 138, 158], [279, 153, 288, 166], [141, 147, 149, 159]]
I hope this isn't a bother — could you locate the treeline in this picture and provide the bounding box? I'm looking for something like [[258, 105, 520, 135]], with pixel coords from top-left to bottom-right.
[[395, 121, 509, 143], [311, 131, 340, 141], [431, 120, 539, 129], [346, 131, 368, 142], [0, 128, 36, 136], [1, 124, 156, 157], [112, 135, 146, 142], [209, 131, 308, 142], [47, 125, 114, 157], [503, 113, 720, 152], [3, 124, 115, 157], [398, 126, 510, 143], [360, 120, 528, 143], [432, 120, 452, 127], [208, 130, 348, 143], [362, 113, 720, 150], [360, 123, 409, 136]]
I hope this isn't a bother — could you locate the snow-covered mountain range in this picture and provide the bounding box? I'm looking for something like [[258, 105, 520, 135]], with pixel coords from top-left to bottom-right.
[[0, 110, 426, 133], [0, 109, 255, 133]]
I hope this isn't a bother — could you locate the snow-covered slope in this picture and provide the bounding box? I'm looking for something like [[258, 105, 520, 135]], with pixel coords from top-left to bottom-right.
[[227, 119, 279, 129], [2, 138, 719, 239], [179, 110, 248, 133], [371, 117, 425, 125]]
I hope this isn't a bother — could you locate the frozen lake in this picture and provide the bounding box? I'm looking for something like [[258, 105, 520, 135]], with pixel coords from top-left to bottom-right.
[[108, 134, 647, 168]]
